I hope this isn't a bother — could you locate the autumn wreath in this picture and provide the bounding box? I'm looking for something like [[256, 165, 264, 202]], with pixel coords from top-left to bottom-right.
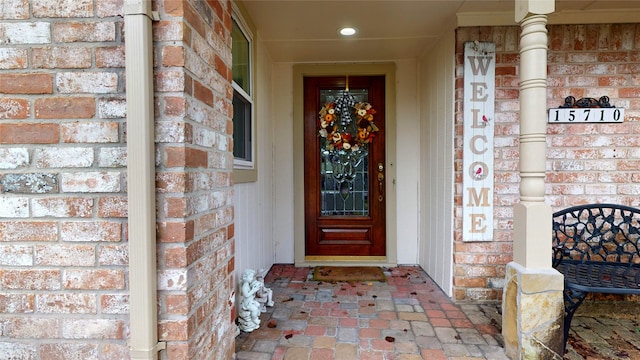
[[318, 101, 379, 152]]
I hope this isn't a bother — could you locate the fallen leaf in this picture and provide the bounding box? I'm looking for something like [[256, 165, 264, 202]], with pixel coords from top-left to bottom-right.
[[284, 334, 293, 339], [267, 320, 277, 328], [283, 297, 294, 302], [385, 336, 395, 342]]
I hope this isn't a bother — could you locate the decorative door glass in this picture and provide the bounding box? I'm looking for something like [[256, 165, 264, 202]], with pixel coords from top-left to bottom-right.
[[319, 89, 369, 216]]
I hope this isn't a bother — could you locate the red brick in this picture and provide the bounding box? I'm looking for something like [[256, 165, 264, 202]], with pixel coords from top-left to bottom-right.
[[158, 221, 195, 243], [98, 196, 128, 217], [0, 269, 61, 290], [0, 123, 59, 144], [0, 221, 58, 242], [165, 146, 208, 168], [0, 74, 53, 94], [164, 0, 184, 16], [39, 344, 98, 360], [53, 22, 116, 42], [164, 96, 187, 116], [35, 97, 95, 119], [193, 80, 213, 107], [159, 319, 190, 341], [95, 46, 125, 68], [1, 317, 60, 338], [183, 2, 206, 38], [165, 294, 189, 315], [0, 98, 30, 119], [162, 45, 185, 67], [214, 54, 231, 81], [164, 246, 187, 267]]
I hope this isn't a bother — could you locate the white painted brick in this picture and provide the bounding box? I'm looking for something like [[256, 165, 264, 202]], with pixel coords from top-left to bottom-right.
[[98, 98, 126, 118], [60, 172, 121, 193], [56, 72, 118, 94], [0, 245, 33, 266], [32, 0, 93, 18], [156, 122, 187, 143], [60, 221, 121, 242], [0, 22, 50, 44], [157, 269, 188, 291], [61, 318, 123, 339], [0, 0, 30, 19], [0, 48, 28, 69], [100, 294, 129, 314], [193, 127, 216, 148], [0, 197, 29, 217], [36, 293, 97, 314], [34, 147, 94, 168], [0, 342, 37, 360], [98, 147, 127, 168], [31, 197, 93, 218], [0, 98, 29, 119], [61, 122, 119, 143], [98, 244, 128, 266], [35, 244, 95, 266], [0, 148, 29, 169]]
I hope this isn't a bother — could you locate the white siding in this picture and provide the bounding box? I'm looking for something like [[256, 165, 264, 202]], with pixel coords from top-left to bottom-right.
[[234, 37, 276, 283], [418, 31, 455, 296]]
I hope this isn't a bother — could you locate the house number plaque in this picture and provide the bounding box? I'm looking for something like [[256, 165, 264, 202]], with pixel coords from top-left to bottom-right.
[[548, 96, 624, 123]]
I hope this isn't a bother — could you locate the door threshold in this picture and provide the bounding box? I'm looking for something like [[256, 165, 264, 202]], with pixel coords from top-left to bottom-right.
[[298, 256, 396, 268]]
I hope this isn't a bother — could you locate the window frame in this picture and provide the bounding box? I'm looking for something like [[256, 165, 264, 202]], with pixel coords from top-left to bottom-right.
[[231, 3, 257, 182]]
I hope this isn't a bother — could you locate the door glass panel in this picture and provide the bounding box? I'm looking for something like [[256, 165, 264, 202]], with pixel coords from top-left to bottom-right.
[[320, 89, 369, 216]]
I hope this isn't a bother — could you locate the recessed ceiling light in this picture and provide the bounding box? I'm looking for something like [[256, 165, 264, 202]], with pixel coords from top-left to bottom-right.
[[339, 27, 357, 36]]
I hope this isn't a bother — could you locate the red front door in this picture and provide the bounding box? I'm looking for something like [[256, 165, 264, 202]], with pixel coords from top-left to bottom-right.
[[303, 75, 386, 256]]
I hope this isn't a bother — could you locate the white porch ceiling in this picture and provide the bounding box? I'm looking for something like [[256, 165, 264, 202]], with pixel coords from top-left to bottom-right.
[[238, 0, 640, 62]]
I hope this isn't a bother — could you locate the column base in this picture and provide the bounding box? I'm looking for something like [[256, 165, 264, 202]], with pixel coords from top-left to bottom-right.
[[502, 262, 564, 359]]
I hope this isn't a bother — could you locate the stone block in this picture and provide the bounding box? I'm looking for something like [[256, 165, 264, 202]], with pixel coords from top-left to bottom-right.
[[1, 173, 58, 194]]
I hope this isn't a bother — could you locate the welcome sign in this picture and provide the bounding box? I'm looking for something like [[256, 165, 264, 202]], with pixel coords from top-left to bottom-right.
[[462, 42, 495, 242]]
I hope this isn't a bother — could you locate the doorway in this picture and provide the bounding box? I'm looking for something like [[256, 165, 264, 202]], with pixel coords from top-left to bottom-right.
[[303, 76, 386, 257], [292, 63, 397, 266]]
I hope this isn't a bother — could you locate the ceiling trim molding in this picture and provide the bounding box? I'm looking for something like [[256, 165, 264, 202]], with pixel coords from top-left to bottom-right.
[[458, 9, 640, 27]]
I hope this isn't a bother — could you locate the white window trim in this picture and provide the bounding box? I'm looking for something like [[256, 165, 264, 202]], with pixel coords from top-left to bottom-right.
[[232, 3, 255, 171]]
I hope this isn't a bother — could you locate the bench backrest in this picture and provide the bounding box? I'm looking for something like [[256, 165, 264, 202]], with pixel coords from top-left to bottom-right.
[[552, 204, 640, 266]]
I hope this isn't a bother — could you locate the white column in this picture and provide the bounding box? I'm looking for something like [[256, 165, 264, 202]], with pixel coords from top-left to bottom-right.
[[513, 2, 553, 269], [502, 2, 565, 359]]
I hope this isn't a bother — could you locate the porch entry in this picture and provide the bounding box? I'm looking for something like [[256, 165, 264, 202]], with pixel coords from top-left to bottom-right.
[[303, 76, 386, 257]]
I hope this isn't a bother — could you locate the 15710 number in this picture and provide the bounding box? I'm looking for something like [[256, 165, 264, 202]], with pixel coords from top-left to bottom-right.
[[548, 108, 624, 123]]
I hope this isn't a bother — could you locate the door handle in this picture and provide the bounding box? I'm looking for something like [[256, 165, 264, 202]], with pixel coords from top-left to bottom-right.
[[377, 162, 384, 202]]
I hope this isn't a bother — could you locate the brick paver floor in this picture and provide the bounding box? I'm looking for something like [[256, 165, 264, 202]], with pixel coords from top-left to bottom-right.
[[235, 265, 508, 360]]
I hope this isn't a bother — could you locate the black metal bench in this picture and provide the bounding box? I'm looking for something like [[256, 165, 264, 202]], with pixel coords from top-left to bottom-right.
[[552, 203, 640, 351]]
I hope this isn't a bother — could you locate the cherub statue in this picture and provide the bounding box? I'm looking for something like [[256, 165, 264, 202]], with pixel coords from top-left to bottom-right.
[[237, 269, 262, 332], [253, 272, 274, 312]]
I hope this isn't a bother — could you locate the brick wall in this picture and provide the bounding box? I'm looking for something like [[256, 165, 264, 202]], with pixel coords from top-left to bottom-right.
[[155, 1, 236, 359], [453, 24, 640, 301], [0, 0, 236, 359]]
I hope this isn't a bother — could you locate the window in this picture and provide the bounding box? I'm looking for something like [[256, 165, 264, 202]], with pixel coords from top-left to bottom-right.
[[232, 10, 254, 172]]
